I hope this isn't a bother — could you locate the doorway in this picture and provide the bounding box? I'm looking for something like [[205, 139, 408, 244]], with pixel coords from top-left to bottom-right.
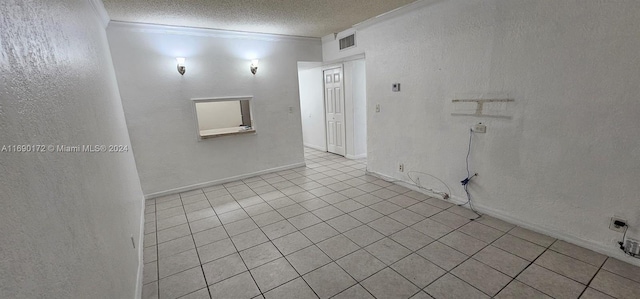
[[323, 67, 346, 156]]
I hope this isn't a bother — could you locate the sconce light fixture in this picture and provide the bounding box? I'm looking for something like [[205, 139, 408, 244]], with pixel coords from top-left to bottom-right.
[[176, 57, 186, 75], [250, 59, 259, 75]]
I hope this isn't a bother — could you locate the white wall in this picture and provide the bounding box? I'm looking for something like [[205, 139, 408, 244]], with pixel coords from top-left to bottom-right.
[[196, 101, 243, 130], [343, 59, 367, 159], [0, 0, 145, 297], [107, 23, 322, 196], [357, 0, 640, 262], [298, 63, 326, 151]]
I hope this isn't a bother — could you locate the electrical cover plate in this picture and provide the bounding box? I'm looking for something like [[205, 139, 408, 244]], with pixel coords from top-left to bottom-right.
[[610, 217, 627, 233], [392, 83, 400, 92], [473, 123, 486, 133]]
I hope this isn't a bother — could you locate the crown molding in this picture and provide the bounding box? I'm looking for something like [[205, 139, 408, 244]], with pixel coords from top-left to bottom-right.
[[107, 21, 321, 43], [353, 0, 444, 31], [88, 0, 110, 28]]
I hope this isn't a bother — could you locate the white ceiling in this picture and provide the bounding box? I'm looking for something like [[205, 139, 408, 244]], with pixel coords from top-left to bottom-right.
[[102, 0, 417, 38]]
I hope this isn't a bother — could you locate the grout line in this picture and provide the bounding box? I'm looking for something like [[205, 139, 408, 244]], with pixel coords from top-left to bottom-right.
[[203, 189, 265, 298], [149, 148, 610, 299], [178, 192, 213, 299]]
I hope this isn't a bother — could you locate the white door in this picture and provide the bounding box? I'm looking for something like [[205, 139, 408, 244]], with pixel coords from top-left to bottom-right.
[[324, 67, 346, 156]]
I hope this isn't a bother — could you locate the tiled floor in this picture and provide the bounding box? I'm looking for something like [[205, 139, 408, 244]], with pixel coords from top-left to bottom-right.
[[142, 148, 640, 299]]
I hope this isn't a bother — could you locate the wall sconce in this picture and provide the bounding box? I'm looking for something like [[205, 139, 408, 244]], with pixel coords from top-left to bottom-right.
[[250, 60, 259, 75], [176, 57, 186, 75]]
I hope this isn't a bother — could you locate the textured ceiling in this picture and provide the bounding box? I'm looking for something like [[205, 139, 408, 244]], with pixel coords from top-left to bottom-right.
[[102, 0, 417, 38]]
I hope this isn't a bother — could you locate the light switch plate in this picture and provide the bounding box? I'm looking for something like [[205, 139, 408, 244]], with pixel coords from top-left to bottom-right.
[[392, 83, 401, 92]]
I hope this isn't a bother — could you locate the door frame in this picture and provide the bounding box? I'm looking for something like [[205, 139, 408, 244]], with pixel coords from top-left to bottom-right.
[[322, 64, 346, 156]]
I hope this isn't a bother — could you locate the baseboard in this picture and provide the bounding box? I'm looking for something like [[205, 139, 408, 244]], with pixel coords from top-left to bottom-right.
[[134, 199, 146, 299], [303, 143, 326, 152], [144, 162, 306, 199], [345, 153, 367, 160], [367, 170, 640, 267]]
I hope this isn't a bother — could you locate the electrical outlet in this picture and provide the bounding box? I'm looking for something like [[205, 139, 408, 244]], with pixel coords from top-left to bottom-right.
[[610, 217, 627, 233], [375, 104, 381, 113], [472, 123, 486, 133], [398, 163, 404, 172], [288, 106, 293, 113], [392, 83, 401, 92]]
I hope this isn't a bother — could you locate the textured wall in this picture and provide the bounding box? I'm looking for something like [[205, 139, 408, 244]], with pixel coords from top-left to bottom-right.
[[0, 0, 145, 298], [298, 65, 327, 150], [358, 0, 640, 261], [107, 23, 322, 196]]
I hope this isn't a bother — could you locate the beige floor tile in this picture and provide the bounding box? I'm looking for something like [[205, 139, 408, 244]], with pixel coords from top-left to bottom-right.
[[250, 258, 299, 292], [326, 214, 362, 233], [493, 234, 545, 261], [336, 249, 386, 281], [417, 241, 467, 271], [262, 220, 297, 240], [263, 278, 317, 299], [425, 273, 489, 299], [387, 195, 420, 208], [391, 254, 446, 288], [188, 216, 222, 233], [589, 270, 640, 299], [208, 271, 260, 299], [316, 234, 360, 260], [475, 215, 515, 232], [430, 210, 470, 229], [517, 264, 585, 299], [580, 287, 615, 299], [601, 258, 640, 283], [451, 259, 511, 296], [251, 211, 285, 227], [494, 280, 552, 299], [197, 238, 237, 264], [457, 221, 504, 243], [142, 281, 158, 299], [286, 245, 332, 274], [472, 245, 529, 277], [230, 228, 269, 251], [239, 242, 282, 269], [389, 209, 426, 226], [411, 218, 454, 239], [272, 231, 313, 255], [549, 241, 606, 267], [158, 249, 200, 279], [287, 212, 322, 230], [159, 267, 207, 299], [144, 261, 158, 284], [300, 223, 339, 243], [369, 201, 402, 215], [361, 268, 419, 299], [368, 216, 407, 236], [303, 262, 356, 299], [365, 238, 411, 265], [534, 250, 598, 284], [192, 226, 227, 247], [349, 207, 384, 223], [509, 227, 556, 247], [390, 227, 434, 251], [178, 288, 209, 299], [332, 284, 374, 299], [158, 235, 195, 258], [439, 231, 488, 256], [202, 252, 247, 285], [406, 203, 442, 218]]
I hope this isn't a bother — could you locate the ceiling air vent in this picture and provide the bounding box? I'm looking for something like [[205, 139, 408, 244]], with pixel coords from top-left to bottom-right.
[[339, 34, 356, 50]]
